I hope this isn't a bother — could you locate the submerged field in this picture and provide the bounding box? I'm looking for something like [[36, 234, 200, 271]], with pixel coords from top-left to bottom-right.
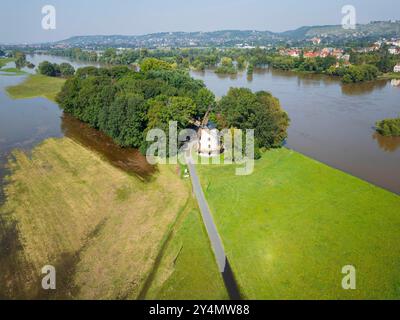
[[6, 74, 66, 101], [0, 58, 14, 68], [197, 148, 400, 299], [0, 137, 226, 299]]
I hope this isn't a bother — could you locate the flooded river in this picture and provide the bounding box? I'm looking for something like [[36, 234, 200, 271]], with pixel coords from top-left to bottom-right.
[[0, 55, 399, 204], [191, 68, 400, 194], [0, 55, 152, 204]]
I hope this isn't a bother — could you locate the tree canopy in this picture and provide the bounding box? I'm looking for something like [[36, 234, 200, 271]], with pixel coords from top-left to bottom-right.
[[38, 61, 75, 78], [217, 88, 290, 149], [57, 59, 289, 156]]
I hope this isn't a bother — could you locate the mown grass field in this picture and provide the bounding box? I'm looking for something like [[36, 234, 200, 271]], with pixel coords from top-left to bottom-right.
[[196, 148, 400, 299], [6, 74, 66, 101], [0, 138, 226, 299]]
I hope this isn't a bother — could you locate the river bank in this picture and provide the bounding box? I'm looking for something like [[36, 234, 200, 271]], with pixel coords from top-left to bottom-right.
[[0, 63, 228, 299]]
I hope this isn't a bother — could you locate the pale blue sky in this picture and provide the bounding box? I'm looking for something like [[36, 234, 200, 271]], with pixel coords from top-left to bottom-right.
[[1, 0, 399, 44]]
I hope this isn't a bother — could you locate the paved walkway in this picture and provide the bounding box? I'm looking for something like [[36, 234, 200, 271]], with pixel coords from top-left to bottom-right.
[[185, 151, 227, 273]]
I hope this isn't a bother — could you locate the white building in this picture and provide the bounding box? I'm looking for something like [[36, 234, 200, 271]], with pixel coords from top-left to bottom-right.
[[394, 64, 400, 73], [198, 122, 221, 157]]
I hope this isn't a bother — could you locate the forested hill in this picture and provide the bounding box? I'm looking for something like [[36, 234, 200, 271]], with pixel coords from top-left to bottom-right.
[[282, 21, 400, 39], [49, 21, 400, 48]]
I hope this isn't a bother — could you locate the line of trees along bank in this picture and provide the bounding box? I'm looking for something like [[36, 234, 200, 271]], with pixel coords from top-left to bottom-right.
[[56, 58, 289, 156], [46, 47, 399, 82]]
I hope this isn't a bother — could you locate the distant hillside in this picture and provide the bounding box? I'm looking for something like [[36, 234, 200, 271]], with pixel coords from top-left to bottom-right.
[[18, 20, 400, 48], [284, 21, 400, 39], [53, 30, 279, 48]]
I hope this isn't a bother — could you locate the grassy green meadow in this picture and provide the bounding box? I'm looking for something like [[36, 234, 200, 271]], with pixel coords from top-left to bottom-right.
[[197, 148, 400, 299], [6, 74, 66, 101], [0, 57, 14, 68]]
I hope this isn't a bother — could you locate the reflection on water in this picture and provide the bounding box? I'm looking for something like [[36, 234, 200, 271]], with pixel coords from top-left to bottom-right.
[[391, 79, 400, 87], [341, 80, 387, 96], [373, 132, 400, 152], [0, 75, 64, 205], [61, 114, 156, 180]]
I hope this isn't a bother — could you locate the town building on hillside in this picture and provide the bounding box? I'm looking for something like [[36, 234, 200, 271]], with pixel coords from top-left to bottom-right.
[[304, 51, 319, 58], [389, 47, 400, 55], [341, 54, 351, 62], [287, 49, 300, 57], [394, 64, 400, 73], [320, 48, 331, 58]]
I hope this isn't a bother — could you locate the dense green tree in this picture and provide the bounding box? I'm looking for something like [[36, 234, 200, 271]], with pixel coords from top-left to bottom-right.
[[38, 61, 59, 76], [14, 51, 27, 69], [217, 88, 289, 149], [376, 118, 400, 137], [140, 58, 175, 72], [57, 58, 289, 156], [236, 56, 247, 70], [59, 63, 75, 77], [194, 88, 215, 117], [147, 96, 196, 130]]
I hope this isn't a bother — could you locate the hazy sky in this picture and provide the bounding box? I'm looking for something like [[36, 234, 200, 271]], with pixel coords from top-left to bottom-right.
[[1, 0, 399, 44]]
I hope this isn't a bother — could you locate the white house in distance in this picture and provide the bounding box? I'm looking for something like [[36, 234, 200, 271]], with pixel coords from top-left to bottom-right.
[[394, 63, 400, 73], [198, 121, 221, 157]]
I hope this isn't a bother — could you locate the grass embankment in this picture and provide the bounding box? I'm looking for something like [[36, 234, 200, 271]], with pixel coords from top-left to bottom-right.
[[6, 74, 66, 101], [197, 148, 400, 299], [0, 57, 14, 68], [378, 72, 400, 80], [0, 58, 26, 76], [144, 195, 229, 300], [0, 67, 27, 75], [0, 138, 226, 299]]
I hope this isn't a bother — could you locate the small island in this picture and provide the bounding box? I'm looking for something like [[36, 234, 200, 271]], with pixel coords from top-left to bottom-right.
[[376, 118, 400, 136]]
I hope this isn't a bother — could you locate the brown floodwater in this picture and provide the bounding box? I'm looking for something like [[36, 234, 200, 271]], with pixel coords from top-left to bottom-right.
[[0, 57, 153, 298], [0, 56, 154, 205], [190, 67, 400, 195], [373, 132, 400, 152], [1, 55, 400, 198], [61, 114, 155, 180], [1, 54, 400, 299]]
